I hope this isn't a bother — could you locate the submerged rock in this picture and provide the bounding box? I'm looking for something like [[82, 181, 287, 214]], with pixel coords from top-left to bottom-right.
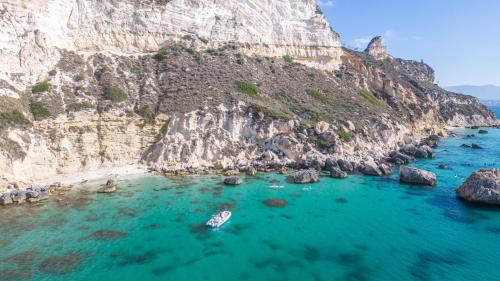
[[438, 164, 450, 169], [471, 143, 483, 149], [399, 166, 437, 186], [97, 179, 117, 193], [223, 176, 242, 185], [294, 169, 320, 184], [461, 144, 471, 148], [478, 129, 488, 134], [456, 168, 499, 205]]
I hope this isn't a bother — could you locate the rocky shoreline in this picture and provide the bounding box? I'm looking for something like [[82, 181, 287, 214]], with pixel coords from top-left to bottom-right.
[[2, 128, 498, 207]]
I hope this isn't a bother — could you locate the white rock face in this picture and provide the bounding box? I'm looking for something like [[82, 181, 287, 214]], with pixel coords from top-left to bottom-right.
[[365, 36, 388, 60], [0, 0, 342, 90]]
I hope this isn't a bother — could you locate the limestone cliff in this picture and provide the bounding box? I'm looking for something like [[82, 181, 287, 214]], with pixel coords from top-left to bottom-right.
[[0, 1, 496, 191], [0, 0, 341, 93]]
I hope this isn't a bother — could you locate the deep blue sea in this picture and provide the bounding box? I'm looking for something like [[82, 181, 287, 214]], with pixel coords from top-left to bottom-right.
[[0, 128, 499, 281]]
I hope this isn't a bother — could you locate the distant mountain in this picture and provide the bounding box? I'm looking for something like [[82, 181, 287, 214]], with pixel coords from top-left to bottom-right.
[[445, 85, 500, 101]]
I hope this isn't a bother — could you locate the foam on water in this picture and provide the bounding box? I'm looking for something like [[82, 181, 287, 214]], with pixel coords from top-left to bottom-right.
[[0, 128, 499, 281]]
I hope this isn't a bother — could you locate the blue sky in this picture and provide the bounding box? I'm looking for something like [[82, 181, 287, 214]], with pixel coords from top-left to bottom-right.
[[316, 0, 500, 86]]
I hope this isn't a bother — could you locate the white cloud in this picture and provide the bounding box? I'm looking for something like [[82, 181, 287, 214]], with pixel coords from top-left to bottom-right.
[[317, 0, 334, 8]]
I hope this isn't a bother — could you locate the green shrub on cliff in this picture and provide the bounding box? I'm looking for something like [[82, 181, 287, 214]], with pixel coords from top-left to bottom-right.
[[337, 129, 353, 142], [103, 86, 127, 103], [32, 80, 50, 93], [306, 88, 329, 104], [30, 102, 51, 120], [236, 81, 260, 98], [250, 104, 292, 121], [359, 91, 383, 107], [67, 102, 92, 112], [137, 105, 156, 123], [0, 110, 31, 127]]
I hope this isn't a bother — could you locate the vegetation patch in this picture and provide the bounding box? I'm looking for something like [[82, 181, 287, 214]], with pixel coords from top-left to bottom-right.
[[74, 73, 85, 82], [30, 102, 51, 120], [0, 110, 31, 127], [309, 136, 331, 150], [359, 91, 383, 107], [32, 80, 50, 94], [103, 86, 127, 103], [337, 129, 354, 142], [136, 105, 156, 123], [235, 81, 260, 98], [305, 88, 329, 104], [250, 104, 292, 121], [67, 102, 92, 112]]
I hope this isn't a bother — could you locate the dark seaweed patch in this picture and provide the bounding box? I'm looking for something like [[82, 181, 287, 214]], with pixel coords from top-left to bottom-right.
[[337, 253, 364, 267], [263, 199, 288, 208], [143, 223, 165, 230], [302, 245, 321, 263], [88, 230, 128, 241], [409, 250, 468, 281], [485, 227, 500, 234], [335, 198, 348, 203], [110, 249, 162, 267], [39, 253, 83, 275], [0, 268, 31, 281], [190, 223, 211, 240], [407, 228, 420, 235], [343, 266, 372, 281]]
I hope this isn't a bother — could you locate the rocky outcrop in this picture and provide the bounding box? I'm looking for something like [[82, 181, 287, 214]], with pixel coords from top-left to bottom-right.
[[399, 166, 437, 186], [223, 176, 242, 186], [294, 169, 319, 184], [365, 36, 388, 60], [456, 169, 499, 205], [97, 179, 117, 193], [330, 167, 348, 179]]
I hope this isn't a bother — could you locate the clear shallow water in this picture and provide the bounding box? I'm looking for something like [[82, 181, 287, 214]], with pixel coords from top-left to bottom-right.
[[0, 129, 499, 281]]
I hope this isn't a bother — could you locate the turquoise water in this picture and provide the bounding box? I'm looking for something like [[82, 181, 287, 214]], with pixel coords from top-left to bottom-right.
[[1, 129, 499, 281]]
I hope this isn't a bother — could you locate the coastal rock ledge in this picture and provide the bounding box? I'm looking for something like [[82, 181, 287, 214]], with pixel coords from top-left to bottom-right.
[[456, 169, 500, 205]]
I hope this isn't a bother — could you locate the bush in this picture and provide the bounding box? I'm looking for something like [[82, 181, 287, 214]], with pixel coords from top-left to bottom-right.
[[153, 51, 168, 62], [0, 110, 31, 127], [125, 109, 135, 117], [250, 104, 292, 121], [337, 129, 354, 142], [32, 80, 50, 93], [103, 86, 127, 103], [359, 91, 383, 107], [236, 81, 260, 98], [74, 73, 85, 82], [67, 102, 92, 112], [306, 88, 329, 104], [30, 102, 51, 120], [283, 55, 293, 64], [137, 105, 156, 123]]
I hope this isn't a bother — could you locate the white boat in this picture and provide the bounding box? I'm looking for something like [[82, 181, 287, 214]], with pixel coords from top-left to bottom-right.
[[269, 185, 285, 189], [206, 211, 231, 228]]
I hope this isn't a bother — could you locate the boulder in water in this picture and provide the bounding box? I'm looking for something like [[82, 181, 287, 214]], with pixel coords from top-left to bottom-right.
[[415, 145, 435, 158], [224, 176, 242, 185], [361, 159, 383, 176], [98, 179, 117, 193], [379, 163, 393, 175], [337, 159, 354, 172], [330, 167, 348, 179], [471, 143, 483, 149], [456, 169, 499, 205], [294, 169, 320, 184], [438, 164, 449, 169], [246, 166, 257, 177], [478, 129, 488, 134], [399, 166, 437, 186], [0, 193, 13, 205]]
